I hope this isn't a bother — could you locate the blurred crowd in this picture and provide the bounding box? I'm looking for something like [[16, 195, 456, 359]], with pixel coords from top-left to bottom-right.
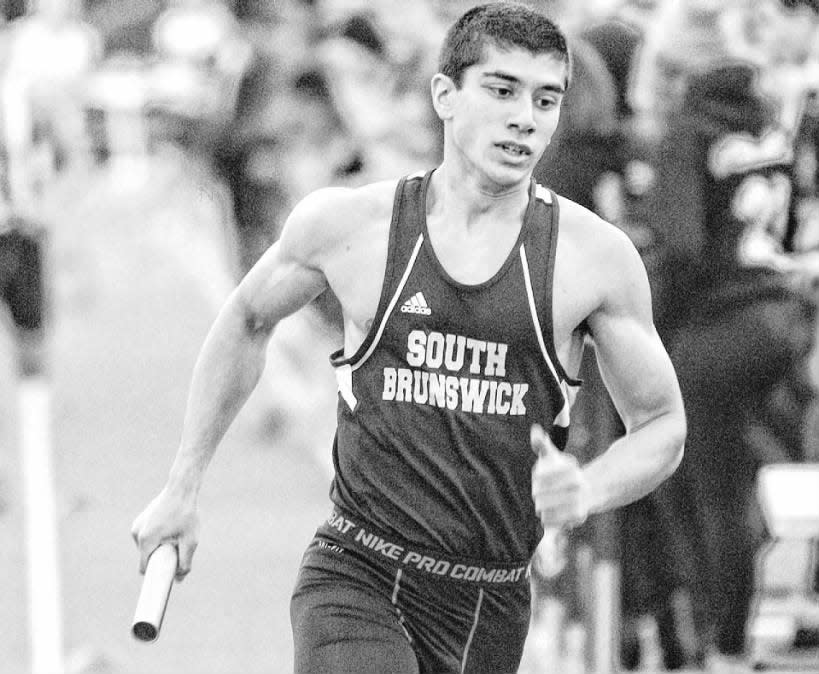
[[1, 0, 819, 671]]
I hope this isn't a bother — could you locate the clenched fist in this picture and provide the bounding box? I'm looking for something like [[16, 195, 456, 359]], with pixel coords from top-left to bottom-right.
[[530, 423, 591, 529]]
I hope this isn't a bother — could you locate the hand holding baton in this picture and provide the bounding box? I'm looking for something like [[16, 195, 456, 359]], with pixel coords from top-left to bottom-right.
[[132, 543, 178, 642]]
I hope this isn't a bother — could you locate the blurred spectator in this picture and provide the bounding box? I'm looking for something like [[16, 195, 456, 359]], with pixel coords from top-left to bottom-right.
[[145, 0, 323, 281], [639, 1, 819, 670], [0, 211, 44, 377], [314, 0, 444, 181], [1, 1, 24, 22], [581, 0, 659, 123], [147, 0, 253, 162], [0, 0, 101, 209], [213, 59, 362, 323], [211, 1, 451, 313], [553, 1, 819, 669], [628, 0, 731, 147], [651, 0, 819, 330], [207, 7, 363, 330], [0, 1, 101, 379], [533, 33, 623, 221], [204, 9, 302, 276], [562, 1, 667, 292]]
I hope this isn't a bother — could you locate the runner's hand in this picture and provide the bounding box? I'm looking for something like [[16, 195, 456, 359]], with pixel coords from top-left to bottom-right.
[[131, 486, 200, 581], [530, 424, 591, 529]]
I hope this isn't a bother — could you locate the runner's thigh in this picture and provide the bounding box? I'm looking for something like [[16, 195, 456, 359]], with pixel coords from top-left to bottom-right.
[[291, 560, 419, 674]]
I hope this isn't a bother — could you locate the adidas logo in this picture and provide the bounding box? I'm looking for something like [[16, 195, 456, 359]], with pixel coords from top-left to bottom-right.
[[400, 291, 432, 315]]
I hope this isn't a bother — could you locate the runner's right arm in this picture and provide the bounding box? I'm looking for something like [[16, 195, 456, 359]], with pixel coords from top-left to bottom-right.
[[131, 188, 338, 577]]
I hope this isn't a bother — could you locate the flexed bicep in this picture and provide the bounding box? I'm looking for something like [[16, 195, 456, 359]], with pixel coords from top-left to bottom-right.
[[233, 189, 342, 333], [235, 240, 327, 334], [585, 239, 684, 434], [573, 234, 685, 512]]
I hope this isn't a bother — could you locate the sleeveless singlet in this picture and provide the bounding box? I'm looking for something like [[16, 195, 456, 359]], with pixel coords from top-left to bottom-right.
[[329, 170, 581, 562]]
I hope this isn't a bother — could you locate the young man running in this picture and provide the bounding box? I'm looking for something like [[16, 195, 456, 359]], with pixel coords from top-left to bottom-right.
[[132, 4, 685, 672]]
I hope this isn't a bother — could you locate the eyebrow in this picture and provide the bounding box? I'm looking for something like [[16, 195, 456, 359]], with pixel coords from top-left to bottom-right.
[[481, 69, 566, 94]]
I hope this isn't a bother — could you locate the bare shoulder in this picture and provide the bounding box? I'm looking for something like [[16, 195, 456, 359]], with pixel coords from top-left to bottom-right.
[[273, 178, 401, 333], [556, 196, 642, 265], [290, 179, 399, 222], [280, 179, 400, 262], [552, 195, 653, 338], [555, 196, 649, 292]]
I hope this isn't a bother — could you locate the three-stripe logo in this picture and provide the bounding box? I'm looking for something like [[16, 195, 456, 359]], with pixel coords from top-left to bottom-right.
[[400, 292, 432, 315]]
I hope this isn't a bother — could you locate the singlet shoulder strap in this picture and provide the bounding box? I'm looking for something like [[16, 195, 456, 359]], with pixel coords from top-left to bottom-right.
[[522, 185, 582, 449], [330, 170, 431, 368], [381, 170, 429, 300], [526, 185, 583, 386]]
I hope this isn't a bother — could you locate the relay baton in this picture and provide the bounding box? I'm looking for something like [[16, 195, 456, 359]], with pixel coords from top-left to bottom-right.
[[132, 543, 178, 642]]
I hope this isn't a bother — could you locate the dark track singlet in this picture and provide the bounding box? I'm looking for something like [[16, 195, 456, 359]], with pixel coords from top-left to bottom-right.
[[327, 169, 581, 564]]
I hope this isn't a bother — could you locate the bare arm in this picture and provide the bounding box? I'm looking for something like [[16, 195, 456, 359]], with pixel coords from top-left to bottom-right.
[[167, 242, 326, 495], [532, 220, 686, 531], [581, 231, 686, 513], [131, 189, 334, 574]]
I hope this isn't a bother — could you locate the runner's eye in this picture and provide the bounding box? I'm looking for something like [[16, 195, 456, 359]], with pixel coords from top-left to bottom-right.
[[488, 85, 513, 98]]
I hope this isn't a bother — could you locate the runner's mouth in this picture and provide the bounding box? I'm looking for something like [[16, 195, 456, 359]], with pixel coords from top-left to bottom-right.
[[497, 142, 532, 157]]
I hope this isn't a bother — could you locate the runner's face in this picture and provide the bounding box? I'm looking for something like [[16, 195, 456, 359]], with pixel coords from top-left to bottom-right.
[[444, 44, 567, 189]]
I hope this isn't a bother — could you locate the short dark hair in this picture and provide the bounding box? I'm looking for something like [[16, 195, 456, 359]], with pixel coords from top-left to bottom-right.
[[437, 2, 570, 87]]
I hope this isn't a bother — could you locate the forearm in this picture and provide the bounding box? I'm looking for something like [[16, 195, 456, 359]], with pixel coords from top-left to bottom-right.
[[582, 411, 685, 515], [167, 299, 272, 496]]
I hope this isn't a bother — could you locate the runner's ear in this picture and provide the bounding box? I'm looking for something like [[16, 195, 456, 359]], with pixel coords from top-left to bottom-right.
[[431, 73, 456, 121]]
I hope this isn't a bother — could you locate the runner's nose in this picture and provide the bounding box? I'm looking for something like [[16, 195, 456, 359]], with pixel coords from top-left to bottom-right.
[[508, 97, 536, 134]]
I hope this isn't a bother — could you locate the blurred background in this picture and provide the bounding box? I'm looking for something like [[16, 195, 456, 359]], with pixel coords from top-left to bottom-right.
[[0, 0, 818, 672]]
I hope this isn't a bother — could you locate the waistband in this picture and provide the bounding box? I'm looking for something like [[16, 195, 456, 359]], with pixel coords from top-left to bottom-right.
[[316, 508, 530, 586]]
